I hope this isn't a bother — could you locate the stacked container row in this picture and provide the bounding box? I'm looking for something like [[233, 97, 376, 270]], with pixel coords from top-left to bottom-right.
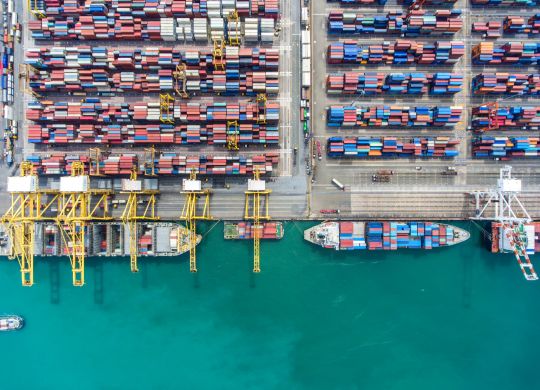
[[327, 136, 460, 158], [31, 16, 275, 42], [329, 0, 457, 4], [472, 42, 540, 65], [26, 46, 279, 71], [27, 99, 279, 124], [29, 68, 279, 95], [28, 123, 279, 145], [327, 106, 462, 127], [366, 222, 452, 250], [471, 106, 540, 130], [473, 136, 540, 158], [328, 10, 462, 36], [38, 0, 279, 18], [471, 0, 538, 6], [472, 73, 540, 95], [339, 222, 366, 250], [327, 40, 464, 65], [147, 153, 279, 175], [25, 152, 280, 175], [327, 72, 463, 95], [472, 16, 540, 38]]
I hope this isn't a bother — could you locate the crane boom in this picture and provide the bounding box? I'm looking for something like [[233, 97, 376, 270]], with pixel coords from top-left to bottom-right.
[[1, 162, 59, 286], [180, 170, 211, 272], [56, 162, 112, 286], [244, 168, 271, 273], [120, 167, 160, 273]]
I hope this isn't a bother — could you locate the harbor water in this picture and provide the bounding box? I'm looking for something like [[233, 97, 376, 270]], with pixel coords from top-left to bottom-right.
[[1, 221, 539, 390]]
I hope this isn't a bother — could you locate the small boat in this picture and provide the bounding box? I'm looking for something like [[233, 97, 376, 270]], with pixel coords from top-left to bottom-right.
[[0, 315, 24, 331]]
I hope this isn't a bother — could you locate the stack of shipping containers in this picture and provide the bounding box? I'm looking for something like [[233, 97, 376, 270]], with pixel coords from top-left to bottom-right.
[[469, 0, 540, 161], [26, 0, 281, 176], [324, 0, 463, 162]]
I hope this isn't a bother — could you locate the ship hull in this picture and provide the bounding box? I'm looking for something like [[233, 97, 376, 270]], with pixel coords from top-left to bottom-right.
[[305, 221, 470, 250], [0, 315, 24, 331]]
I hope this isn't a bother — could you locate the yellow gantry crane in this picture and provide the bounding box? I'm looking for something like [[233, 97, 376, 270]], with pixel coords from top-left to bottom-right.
[[227, 120, 239, 150], [89, 148, 104, 176], [173, 63, 189, 99], [56, 162, 113, 286], [256, 93, 267, 124], [244, 168, 271, 273], [179, 170, 212, 273], [227, 10, 241, 46], [213, 38, 225, 71], [159, 93, 175, 124], [120, 167, 160, 273], [144, 146, 157, 176], [1, 162, 59, 286], [28, 0, 46, 19]]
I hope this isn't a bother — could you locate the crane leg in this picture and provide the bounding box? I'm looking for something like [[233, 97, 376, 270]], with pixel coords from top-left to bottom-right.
[[130, 221, 139, 273]]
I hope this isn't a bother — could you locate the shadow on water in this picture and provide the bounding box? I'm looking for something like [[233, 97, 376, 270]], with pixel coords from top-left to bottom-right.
[[93, 261, 104, 305], [49, 260, 60, 304]]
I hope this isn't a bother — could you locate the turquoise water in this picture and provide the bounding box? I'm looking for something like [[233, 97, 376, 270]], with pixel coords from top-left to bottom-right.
[[2, 221, 539, 390]]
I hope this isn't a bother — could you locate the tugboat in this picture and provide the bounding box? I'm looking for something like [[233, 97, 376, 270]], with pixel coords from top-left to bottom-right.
[[0, 315, 24, 331]]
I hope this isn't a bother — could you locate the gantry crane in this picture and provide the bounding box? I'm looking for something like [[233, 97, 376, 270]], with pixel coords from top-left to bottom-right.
[[179, 170, 211, 272], [408, 0, 426, 11], [472, 93, 525, 132], [474, 101, 499, 132], [173, 63, 189, 99], [56, 162, 113, 286], [120, 167, 160, 273], [89, 148, 105, 176], [1, 162, 59, 286], [213, 38, 225, 71], [470, 165, 537, 281], [227, 10, 241, 46], [227, 120, 239, 150], [28, 0, 46, 19], [144, 146, 157, 176], [159, 93, 175, 124], [244, 168, 271, 273], [256, 93, 267, 124]]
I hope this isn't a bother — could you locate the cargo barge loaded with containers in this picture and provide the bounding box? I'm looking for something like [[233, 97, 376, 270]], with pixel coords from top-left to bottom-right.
[[224, 222, 284, 240], [35, 223, 200, 257], [304, 222, 470, 250]]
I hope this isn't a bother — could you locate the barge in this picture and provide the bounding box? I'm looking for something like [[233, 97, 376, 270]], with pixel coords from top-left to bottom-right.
[[224, 222, 284, 240]]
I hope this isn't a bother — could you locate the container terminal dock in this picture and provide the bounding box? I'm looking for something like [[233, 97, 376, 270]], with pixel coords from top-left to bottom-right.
[[1, 0, 540, 286]]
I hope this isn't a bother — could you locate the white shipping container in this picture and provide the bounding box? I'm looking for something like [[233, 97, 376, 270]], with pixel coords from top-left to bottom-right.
[[302, 72, 311, 87]]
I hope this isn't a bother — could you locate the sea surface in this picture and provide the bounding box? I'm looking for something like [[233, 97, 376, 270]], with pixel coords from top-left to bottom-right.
[[1, 221, 539, 390]]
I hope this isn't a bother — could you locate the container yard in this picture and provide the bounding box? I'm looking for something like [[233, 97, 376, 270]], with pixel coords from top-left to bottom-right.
[[309, 0, 540, 223], [2, 0, 540, 287]]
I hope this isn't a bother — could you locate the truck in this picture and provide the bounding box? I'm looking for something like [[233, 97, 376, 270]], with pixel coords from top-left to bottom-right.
[[377, 170, 394, 176], [331, 178, 345, 191], [320, 209, 340, 214], [372, 174, 390, 183], [316, 140, 322, 160]]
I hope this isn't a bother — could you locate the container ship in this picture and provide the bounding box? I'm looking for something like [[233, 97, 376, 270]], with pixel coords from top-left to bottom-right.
[[224, 222, 284, 240], [34, 223, 200, 257], [304, 221, 469, 250], [491, 222, 540, 254]]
